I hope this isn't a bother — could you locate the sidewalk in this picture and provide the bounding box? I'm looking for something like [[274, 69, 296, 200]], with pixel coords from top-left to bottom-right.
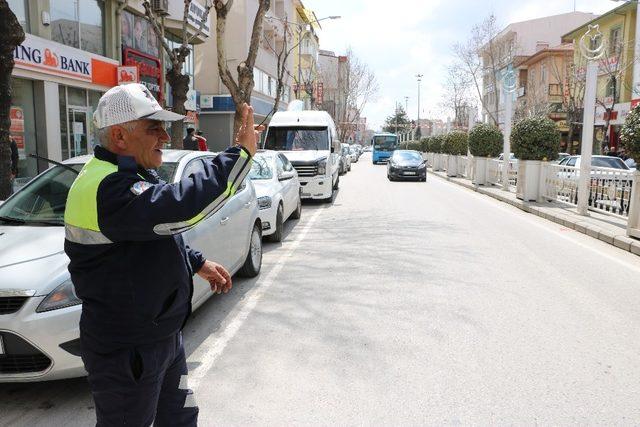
[[429, 170, 640, 257]]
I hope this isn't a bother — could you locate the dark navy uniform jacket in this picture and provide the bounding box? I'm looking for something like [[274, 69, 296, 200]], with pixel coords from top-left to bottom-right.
[[64, 145, 252, 352]]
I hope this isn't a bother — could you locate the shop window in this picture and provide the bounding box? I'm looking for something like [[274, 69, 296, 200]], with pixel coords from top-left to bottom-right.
[[7, 0, 28, 31], [10, 78, 38, 183], [59, 86, 100, 160], [51, 0, 105, 55]]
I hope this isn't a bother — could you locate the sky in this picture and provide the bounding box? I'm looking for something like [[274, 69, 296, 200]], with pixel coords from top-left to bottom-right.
[[304, 0, 619, 131]]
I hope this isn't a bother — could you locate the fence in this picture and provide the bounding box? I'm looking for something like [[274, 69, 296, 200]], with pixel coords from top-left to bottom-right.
[[425, 151, 640, 239]]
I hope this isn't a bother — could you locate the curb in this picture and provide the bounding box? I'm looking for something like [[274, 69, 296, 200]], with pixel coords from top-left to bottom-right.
[[428, 170, 640, 257]]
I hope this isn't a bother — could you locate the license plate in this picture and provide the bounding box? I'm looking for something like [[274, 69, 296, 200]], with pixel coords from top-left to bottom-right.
[[403, 171, 416, 175], [0, 335, 4, 355]]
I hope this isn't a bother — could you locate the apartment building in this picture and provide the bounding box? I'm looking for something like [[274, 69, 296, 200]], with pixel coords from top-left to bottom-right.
[[292, 0, 320, 109], [563, 2, 639, 154], [194, 0, 296, 150], [8, 0, 209, 184], [481, 11, 596, 128]]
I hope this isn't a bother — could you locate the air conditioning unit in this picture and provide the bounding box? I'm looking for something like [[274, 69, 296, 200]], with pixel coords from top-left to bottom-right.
[[151, 0, 169, 16]]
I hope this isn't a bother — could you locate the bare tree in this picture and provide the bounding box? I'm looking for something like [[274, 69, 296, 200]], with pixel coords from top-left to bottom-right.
[[453, 14, 515, 127], [440, 64, 473, 129], [514, 73, 549, 121], [143, 0, 213, 148], [549, 50, 586, 153], [215, 0, 271, 137], [593, 38, 637, 154], [0, 0, 25, 199], [261, 16, 298, 124], [333, 48, 378, 143]]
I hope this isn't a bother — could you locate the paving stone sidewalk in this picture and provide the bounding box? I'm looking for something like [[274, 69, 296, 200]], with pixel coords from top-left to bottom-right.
[[429, 170, 640, 257]]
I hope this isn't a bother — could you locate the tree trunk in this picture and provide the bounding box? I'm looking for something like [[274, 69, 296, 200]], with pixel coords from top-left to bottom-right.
[[0, 0, 25, 200], [166, 67, 190, 149]]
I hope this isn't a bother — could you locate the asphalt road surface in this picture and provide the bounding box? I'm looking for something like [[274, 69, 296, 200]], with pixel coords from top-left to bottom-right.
[[2, 152, 640, 426]]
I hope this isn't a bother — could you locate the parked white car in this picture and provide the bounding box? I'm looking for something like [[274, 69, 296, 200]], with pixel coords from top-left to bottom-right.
[[0, 150, 262, 382], [340, 143, 352, 174], [349, 145, 359, 163], [250, 151, 302, 242]]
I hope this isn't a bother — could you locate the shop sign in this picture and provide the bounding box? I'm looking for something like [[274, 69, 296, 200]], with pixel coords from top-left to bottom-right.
[[169, 1, 211, 37], [12, 33, 117, 87], [632, 98, 640, 109], [122, 48, 163, 102], [315, 82, 324, 105], [118, 66, 139, 85], [10, 106, 25, 150], [185, 89, 198, 111], [556, 120, 569, 131], [200, 94, 214, 109]]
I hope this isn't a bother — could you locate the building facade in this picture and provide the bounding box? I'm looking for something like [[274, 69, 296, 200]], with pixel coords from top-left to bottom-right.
[[563, 2, 638, 154], [292, 0, 320, 109], [481, 12, 597, 128], [7, 0, 208, 185]]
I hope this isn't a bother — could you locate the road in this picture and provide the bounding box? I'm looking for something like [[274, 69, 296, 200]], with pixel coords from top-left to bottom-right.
[[2, 152, 640, 425]]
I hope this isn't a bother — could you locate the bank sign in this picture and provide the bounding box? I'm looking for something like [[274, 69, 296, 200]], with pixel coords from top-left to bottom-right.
[[12, 34, 118, 87]]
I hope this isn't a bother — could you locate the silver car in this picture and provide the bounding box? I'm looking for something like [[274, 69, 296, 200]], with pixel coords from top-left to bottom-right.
[[0, 150, 262, 382]]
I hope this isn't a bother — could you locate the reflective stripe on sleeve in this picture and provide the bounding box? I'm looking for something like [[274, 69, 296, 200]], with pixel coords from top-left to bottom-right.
[[65, 224, 113, 245], [152, 153, 251, 236]]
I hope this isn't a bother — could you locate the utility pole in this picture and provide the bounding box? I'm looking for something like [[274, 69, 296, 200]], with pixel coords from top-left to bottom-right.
[[416, 74, 423, 139], [404, 96, 409, 114]]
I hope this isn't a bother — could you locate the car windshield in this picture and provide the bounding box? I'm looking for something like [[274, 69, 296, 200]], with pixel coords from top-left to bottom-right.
[[592, 157, 628, 169], [394, 151, 422, 162], [264, 127, 329, 151], [373, 136, 397, 151], [249, 156, 273, 180], [156, 162, 178, 182], [0, 164, 83, 226]]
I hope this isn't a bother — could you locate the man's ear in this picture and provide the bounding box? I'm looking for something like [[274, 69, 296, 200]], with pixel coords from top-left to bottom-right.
[[110, 125, 128, 151]]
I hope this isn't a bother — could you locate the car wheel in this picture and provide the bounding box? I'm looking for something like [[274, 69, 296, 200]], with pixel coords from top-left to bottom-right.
[[267, 205, 284, 243], [238, 223, 262, 277], [291, 194, 302, 219]]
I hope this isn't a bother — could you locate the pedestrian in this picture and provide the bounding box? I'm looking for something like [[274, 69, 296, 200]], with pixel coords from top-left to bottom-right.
[[64, 83, 261, 426], [183, 127, 198, 150], [195, 130, 208, 151], [10, 138, 18, 194]]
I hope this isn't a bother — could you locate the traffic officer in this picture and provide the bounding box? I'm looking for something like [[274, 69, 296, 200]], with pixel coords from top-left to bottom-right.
[[64, 83, 260, 426]]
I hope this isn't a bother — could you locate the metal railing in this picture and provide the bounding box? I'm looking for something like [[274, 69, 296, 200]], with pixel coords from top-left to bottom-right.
[[541, 163, 634, 218]]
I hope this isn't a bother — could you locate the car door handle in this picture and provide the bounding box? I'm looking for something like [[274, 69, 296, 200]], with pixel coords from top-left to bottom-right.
[[220, 217, 230, 225], [243, 202, 251, 209]]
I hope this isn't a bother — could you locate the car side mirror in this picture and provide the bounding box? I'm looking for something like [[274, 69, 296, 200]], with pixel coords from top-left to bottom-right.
[[279, 171, 294, 181]]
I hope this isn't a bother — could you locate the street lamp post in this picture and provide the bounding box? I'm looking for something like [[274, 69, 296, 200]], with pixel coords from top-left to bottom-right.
[[501, 65, 517, 191], [416, 74, 423, 140], [577, 24, 605, 215]]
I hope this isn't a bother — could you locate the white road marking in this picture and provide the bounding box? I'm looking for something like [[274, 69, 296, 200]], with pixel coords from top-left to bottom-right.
[[189, 205, 326, 391], [434, 175, 640, 273]]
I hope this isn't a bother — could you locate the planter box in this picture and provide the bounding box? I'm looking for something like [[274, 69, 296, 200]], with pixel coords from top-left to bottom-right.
[[627, 171, 640, 239], [446, 155, 458, 177], [472, 157, 488, 185], [434, 154, 443, 171], [516, 160, 543, 202]]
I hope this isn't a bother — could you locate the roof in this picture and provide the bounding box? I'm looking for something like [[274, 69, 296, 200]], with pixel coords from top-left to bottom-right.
[[562, 2, 635, 42], [270, 110, 334, 127], [520, 43, 574, 66]]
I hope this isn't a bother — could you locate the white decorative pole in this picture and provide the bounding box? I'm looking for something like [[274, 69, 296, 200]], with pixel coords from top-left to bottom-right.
[[501, 65, 517, 191], [577, 25, 605, 216]]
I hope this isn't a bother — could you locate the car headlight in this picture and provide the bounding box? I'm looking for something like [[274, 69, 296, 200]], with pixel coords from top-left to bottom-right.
[[317, 159, 327, 175], [257, 196, 272, 210], [418, 163, 426, 169], [36, 279, 82, 313]]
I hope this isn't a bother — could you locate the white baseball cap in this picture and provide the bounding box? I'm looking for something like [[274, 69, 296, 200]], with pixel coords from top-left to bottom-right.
[[93, 83, 184, 129]]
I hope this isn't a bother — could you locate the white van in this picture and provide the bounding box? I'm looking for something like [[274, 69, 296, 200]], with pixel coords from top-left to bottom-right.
[[263, 104, 341, 202]]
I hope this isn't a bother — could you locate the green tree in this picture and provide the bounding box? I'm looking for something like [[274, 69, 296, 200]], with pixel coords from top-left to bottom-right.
[[382, 106, 410, 134], [620, 104, 640, 160], [0, 1, 25, 199]]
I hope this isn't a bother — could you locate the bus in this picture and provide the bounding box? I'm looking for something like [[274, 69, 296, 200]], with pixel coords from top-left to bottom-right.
[[371, 133, 399, 164]]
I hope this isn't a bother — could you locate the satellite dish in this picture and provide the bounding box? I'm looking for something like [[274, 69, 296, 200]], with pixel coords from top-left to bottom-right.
[[287, 100, 305, 112]]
